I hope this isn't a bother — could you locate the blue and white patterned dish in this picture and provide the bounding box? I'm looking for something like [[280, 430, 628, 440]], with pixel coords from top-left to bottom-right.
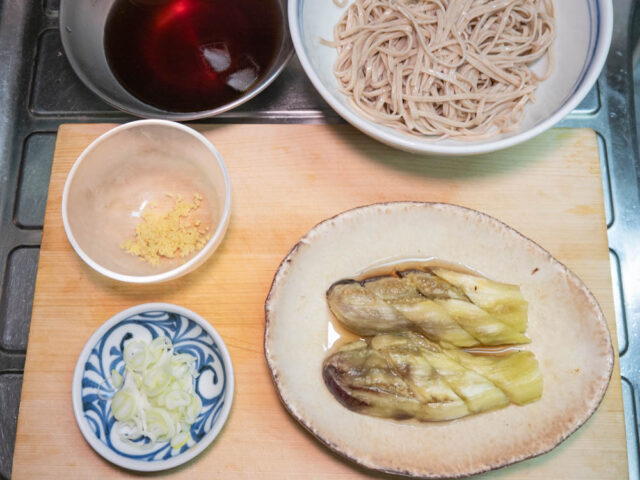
[[72, 303, 234, 472]]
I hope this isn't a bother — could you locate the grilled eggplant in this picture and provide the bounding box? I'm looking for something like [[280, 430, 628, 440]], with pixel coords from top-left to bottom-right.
[[323, 337, 470, 421], [323, 332, 542, 421], [326, 268, 529, 346], [443, 348, 543, 405], [431, 268, 528, 333], [325, 281, 413, 336]]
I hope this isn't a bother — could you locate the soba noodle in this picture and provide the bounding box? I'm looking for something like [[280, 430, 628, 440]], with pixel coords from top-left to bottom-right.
[[323, 0, 555, 140]]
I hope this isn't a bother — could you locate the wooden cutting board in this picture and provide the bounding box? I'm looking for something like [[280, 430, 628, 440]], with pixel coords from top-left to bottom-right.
[[12, 124, 628, 479]]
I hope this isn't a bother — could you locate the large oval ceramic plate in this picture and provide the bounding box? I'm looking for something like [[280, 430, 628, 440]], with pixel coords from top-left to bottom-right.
[[265, 202, 613, 478]]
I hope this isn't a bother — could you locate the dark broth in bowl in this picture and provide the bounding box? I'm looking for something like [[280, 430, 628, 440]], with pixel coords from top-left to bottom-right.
[[104, 0, 283, 112]]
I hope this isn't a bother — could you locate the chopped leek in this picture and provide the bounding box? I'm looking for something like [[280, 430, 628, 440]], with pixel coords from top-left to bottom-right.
[[111, 335, 201, 449], [111, 369, 123, 389]]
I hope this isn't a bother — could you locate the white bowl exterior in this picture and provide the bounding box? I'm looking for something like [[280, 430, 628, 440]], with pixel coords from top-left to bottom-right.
[[61, 120, 232, 283], [71, 303, 235, 472], [289, 0, 613, 155]]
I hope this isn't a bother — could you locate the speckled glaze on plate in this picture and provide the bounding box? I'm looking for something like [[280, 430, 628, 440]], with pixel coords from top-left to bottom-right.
[[72, 303, 234, 472], [265, 202, 613, 478]]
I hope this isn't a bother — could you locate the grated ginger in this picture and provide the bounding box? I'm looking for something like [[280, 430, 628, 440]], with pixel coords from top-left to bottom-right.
[[121, 193, 211, 266]]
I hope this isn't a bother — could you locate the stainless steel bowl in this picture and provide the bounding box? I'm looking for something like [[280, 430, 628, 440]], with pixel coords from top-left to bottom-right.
[[59, 0, 293, 120]]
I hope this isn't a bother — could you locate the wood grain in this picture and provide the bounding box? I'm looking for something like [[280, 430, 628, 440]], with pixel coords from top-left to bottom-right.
[[12, 124, 627, 479]]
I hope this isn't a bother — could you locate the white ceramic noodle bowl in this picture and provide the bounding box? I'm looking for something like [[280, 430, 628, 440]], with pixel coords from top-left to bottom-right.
[[289, 0, 613, 155], [62, 120, 232, 283]]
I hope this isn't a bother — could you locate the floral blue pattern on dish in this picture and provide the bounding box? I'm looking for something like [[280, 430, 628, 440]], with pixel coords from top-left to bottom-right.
[[80, 310, 227, 461]]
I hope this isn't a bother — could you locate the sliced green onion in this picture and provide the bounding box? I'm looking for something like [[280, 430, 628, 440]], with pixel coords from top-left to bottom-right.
[[145, 407, 175, 442], [111, 369, 123, 389], [185, 394, 202, 425], [112, 390, 137, 422], [165, 390, 192, 410], [123, 340, 149, 371], [142, 365, 172, 397], [112, 336, 202, 448], [148, 336, 172, 365], [170, 431, 191, 449]]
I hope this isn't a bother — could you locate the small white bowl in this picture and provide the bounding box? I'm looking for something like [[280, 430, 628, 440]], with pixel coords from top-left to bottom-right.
[[62, 120, 231, 283], [72, 303, 234, 472], [289, 0, 613, 155]]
